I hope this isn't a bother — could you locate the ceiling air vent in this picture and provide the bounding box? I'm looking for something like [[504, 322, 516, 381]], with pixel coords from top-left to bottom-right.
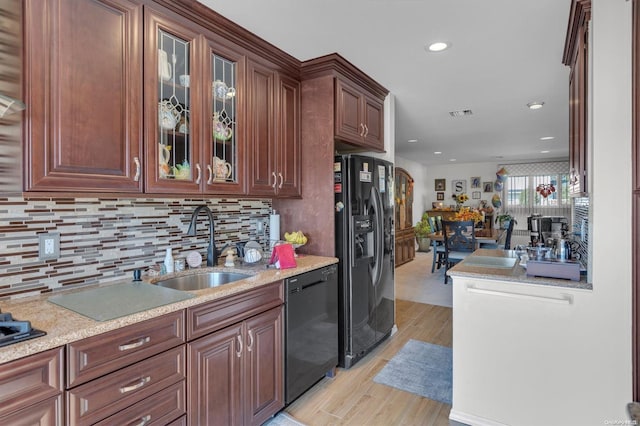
[[449, 109, 473, 117]]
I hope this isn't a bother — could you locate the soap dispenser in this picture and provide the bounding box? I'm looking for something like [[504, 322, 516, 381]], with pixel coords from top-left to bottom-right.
[[164, 247, 174, 273]]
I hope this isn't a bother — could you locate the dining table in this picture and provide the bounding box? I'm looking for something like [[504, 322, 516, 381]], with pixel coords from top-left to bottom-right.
[[428, 227, 505, 247]]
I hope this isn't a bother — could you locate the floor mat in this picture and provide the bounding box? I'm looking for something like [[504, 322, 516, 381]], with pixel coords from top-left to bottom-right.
[[373, 339, 452, 404]]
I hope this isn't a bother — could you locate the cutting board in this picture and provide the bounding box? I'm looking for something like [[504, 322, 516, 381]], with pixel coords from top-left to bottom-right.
[[48, 282, 194, 321]]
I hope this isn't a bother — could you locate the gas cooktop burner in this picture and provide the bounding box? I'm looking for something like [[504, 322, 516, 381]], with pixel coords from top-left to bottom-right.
[[0, 311, 46, 347]]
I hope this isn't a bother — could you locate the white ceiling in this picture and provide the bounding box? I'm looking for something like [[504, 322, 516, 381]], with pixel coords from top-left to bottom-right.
[[199, 0, 571, 166]]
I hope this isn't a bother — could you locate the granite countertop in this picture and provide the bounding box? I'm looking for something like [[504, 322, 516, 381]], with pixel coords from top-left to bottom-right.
[[448, 249, 592, 291], [0, 255, 338, 364]]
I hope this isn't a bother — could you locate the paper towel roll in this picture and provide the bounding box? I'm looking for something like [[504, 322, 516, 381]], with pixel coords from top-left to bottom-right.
[[269, 213, 280, 248]]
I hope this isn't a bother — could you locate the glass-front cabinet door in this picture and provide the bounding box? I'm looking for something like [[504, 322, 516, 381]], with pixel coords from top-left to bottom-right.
[[157, 29, 192, 181], [204, 41, 245, 194], [145, 9, 201, 193]]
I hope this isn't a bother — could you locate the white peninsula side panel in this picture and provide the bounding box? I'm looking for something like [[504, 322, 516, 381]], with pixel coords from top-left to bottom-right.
[[450, 276, 595, 426]]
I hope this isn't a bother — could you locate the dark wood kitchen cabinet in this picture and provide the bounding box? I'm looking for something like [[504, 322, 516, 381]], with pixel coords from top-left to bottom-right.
[[0, 347, 64, 425], [65, 310, 186, 425], [247, 59, 301, 197], [335, 77, 384, 151], [395, 168, 415, 266], [186, 281, 284, 426], [563, 0, 591, 195], [23, 0, 144, 193]]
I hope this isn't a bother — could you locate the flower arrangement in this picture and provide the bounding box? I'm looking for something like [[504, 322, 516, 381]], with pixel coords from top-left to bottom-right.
[[454, 207, 484, 223], [453, 193, 469, 204]]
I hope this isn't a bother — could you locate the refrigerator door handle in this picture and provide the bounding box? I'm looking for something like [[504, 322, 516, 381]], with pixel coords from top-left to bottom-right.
[[370, 186, 384, 287]]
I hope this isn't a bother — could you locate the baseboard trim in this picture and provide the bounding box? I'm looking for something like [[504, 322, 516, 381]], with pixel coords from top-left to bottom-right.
[[449, 409, 509, 426]]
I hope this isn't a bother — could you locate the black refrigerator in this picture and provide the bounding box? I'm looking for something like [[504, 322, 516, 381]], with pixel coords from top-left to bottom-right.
[[334, 154, 395, 368]]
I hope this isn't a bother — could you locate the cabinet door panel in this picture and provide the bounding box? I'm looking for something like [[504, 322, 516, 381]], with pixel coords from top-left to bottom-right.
[[0, 394, 63, 426], [247, 60, 276, 195], [188, 323, 243, 426], [24, 0, 143, 192], [275, 74, 301, 197], [144, 8, 202, 194], [363, 95, 384, 150], [244, 306, 284, 426], [335, 79, 363, 144]]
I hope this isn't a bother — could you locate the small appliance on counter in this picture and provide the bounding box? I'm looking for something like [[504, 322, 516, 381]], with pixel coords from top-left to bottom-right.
[[526, 259, 582, 281], [0, 310, 46, 347], [527, 215, 569, 245]]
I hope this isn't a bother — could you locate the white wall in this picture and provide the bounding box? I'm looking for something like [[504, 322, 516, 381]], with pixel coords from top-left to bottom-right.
[[585, 0, 633, 419]]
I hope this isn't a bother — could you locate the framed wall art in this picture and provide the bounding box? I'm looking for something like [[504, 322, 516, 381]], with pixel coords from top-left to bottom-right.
[[483, 181, 494, 192], [435, 179, 446, 191], [437, 192, 444, 200], [471, 176, 481, 188], [472, 191, 481, 199], [452, 180, 466, 194]]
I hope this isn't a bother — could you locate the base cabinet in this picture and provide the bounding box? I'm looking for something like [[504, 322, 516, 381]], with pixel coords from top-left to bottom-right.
[[187, 306, 284, 426], [0, 347, 64, 425]]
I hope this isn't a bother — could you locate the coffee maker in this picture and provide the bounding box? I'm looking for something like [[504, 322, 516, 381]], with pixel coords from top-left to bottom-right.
[[527, 215, 569, 245]]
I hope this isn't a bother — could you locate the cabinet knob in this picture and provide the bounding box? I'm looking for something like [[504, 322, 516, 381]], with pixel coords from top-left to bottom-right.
[[133, 157, 140, 182], [195, 163, 202, 184]]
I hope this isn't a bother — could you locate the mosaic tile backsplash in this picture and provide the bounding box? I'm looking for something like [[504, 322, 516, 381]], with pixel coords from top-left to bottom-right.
[[0, 196, 272, 299]]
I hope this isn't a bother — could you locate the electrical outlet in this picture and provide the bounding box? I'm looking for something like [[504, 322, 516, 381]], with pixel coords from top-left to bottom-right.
[[39, 233, 60, 260]]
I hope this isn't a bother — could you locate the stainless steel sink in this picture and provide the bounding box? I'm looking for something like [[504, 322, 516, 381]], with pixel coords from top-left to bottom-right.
[[154, 272, 251, 291]]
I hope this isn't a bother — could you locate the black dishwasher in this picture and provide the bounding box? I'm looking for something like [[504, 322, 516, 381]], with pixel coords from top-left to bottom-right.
[[285, 264, 338, 404]]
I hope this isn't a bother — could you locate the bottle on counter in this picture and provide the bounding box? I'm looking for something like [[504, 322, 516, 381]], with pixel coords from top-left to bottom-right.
[[164, 247, 174, 274]]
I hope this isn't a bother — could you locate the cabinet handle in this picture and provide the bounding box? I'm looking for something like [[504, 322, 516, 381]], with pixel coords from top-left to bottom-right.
[[247, 329, 254, 352], [118, 336, 150, 351], [236, 334, 243, 357], [129, 415, 151, 426], [119, 376, 151, 394], [133, 157, 140, 182], [207, 165, 213, 184], [195, 163, 202, 184], [363, 124, 369, 138], [466, 285, 573, 305], [271, 172, 277, 189], [278, 172, 283, 189], [359, 123, 365, 137]]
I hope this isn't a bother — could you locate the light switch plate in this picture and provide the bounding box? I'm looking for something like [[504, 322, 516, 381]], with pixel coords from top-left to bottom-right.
[[39, 233, 60, 260]]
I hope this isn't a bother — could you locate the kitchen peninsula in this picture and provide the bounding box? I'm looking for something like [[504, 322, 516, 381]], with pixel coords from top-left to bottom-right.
[[448, 249, 593, 426]]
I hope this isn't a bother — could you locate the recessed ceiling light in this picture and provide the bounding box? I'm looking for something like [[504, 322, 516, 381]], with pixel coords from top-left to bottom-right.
[[449, 158, 457, 162], [527, 102, 545, 110], [540, 136, 555, 141], [408, 139, 418, 143], [434, 151, 442, 155], [541, 150, 550, 154], [426, 42, 450, 52]]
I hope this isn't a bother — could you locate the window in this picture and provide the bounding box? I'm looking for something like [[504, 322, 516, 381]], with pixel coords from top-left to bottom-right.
[[499, 162, 570, 233]]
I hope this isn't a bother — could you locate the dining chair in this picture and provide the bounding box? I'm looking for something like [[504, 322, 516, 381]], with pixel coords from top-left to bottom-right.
[[480, 218, 515, 250], [428, 216, 445, 272], [442, 220, 476, 284]]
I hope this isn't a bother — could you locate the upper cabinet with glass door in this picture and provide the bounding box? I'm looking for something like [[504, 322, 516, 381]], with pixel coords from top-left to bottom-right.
[[144, 7, 245, 195], [203, 39, 245, 194]]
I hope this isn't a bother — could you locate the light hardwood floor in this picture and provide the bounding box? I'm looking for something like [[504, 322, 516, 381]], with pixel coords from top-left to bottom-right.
[[284, 298, 453, 425]]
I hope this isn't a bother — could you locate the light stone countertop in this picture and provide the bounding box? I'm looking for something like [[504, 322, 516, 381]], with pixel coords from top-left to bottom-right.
[[0, 255, 338, 365], [448, 249, 592, 290]]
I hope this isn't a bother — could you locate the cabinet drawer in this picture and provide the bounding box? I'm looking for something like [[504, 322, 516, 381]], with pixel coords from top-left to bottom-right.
[[0, 347, 63, 417], [0, 394, 63, 426], [67, 310, 185, 387], [67, 345, 185, 426], [187, 281, 283, 340], [94, 380, 185, 426]]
